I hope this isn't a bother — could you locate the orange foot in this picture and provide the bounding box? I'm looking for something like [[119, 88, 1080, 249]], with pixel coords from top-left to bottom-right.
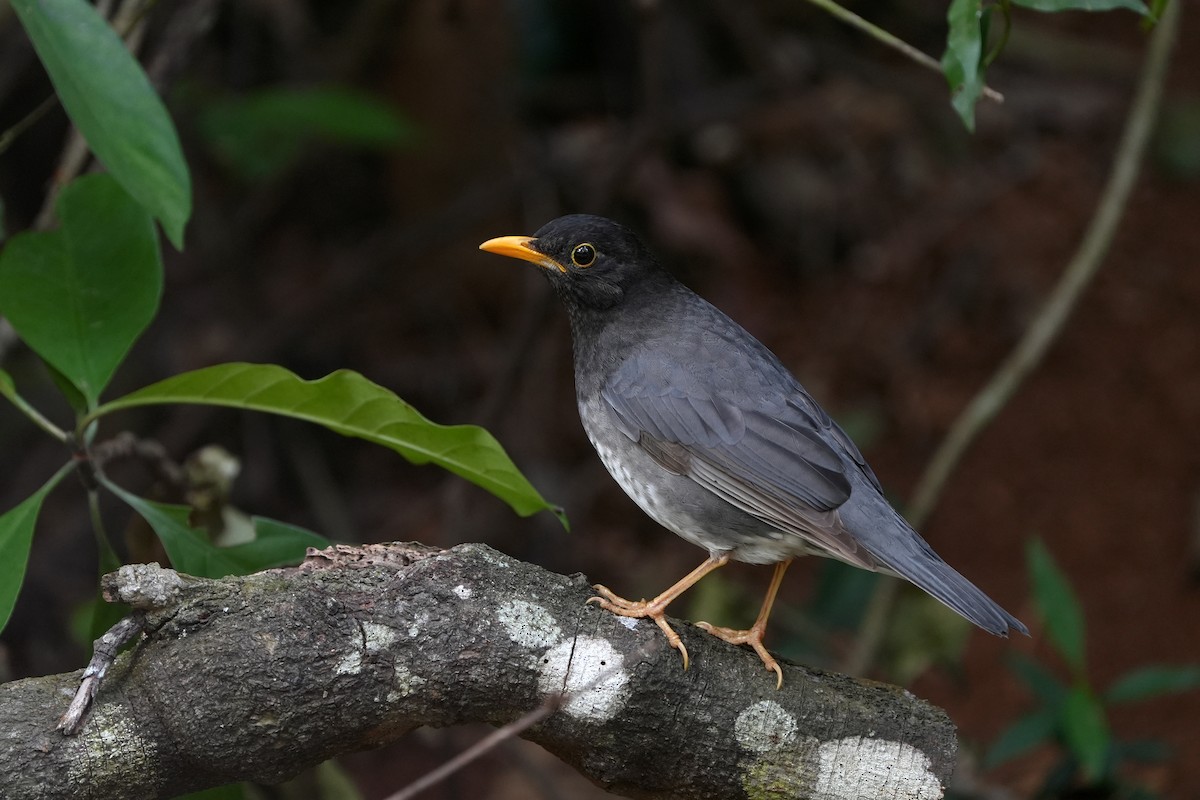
[[696, 621, 783, 689], [587, 584, 690, 670], [585, 554, 732, 673]]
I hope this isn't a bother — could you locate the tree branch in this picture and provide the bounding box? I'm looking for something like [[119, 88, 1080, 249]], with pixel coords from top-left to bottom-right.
[[0, 542, 957, 799]]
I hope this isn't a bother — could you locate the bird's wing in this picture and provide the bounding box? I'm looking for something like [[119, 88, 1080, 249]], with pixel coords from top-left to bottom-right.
[[601, 354, 879, 569]]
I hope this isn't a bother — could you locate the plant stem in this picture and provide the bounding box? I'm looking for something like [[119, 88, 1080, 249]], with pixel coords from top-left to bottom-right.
[[801, 0, 1004, 103], [909, 0, 1179, 528], [1, 384, 68, 442], [88, 487, 121, 571], [845, 0, 1181, 677], [0, 96, 58, 157]]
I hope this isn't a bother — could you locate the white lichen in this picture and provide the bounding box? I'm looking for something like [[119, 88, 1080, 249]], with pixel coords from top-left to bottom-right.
[[734, 700, 798, 753], [497, 599, 562, 649], [537, 637, 629, 722], [334, 649, 363, 676], [815, 737, 943, 799], [362, 622, 398, 652], [335, 622, 398, 675], [387, 663, 428, 703]]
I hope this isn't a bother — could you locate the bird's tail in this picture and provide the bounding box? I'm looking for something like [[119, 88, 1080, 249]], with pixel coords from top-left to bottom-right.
[[847, 493, 1028, 636], [881, 535, 1029, 637]]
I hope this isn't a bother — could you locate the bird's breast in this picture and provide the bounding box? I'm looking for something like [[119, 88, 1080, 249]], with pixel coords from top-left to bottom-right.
[[577, 394, 802, 565]]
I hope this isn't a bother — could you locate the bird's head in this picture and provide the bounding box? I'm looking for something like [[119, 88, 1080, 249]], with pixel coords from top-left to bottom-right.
[[480, 214, 667, 312]]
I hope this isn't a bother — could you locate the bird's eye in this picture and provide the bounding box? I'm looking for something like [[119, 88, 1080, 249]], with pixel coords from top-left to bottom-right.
[[571, 243, 597, 268]]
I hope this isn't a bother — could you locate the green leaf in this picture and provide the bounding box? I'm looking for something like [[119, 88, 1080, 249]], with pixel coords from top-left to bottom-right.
[[0, 174, 161, 408], [1060, 685, 1110, 783], [45, 361, 90, 416], [1106, 665, 1200, 704], [1007, 651, 1069, 705], [103, 481, 328, 578], [89, 363, 567, 526], [1028, 538, 1087, 676], [104, 486, 235, 578], [198, 87, 416, 181], [1011, 0, 1148, 12], [0, 369, 13, 398], [238, 517, 329, 569], [10, 0, 191, 247], [942, 0, 985, 131], [986, 709, 1057, 767], [0, 463, 74, 634]]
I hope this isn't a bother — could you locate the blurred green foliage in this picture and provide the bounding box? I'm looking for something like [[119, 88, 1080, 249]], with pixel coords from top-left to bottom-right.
[[987, 539, 1200, 798], [196, 87, 418, 181], [10, 0, 190, 246], [941, 0, 1153, 130], [1153, 99, 1200, 180], [0, 0, 561, 640]]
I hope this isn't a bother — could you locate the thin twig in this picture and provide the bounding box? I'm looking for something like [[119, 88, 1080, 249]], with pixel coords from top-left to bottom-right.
[[0, 379, 68, 442], [382, 658, 632, 800], [844, 0, 1181, 677], [382, 697, 564, 800], [89, 431, 187, 487], [57, 612, 146, 735], [909, 2, 1177, 524], [0, 95, 57, 157], [800, 0, 1004, 103], [87, 488, 122, 573]]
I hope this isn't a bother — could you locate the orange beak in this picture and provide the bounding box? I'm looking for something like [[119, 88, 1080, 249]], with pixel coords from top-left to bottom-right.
[[479, 235, 567, 273]]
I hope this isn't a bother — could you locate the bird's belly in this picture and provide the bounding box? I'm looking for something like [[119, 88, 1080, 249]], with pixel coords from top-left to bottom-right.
[[579, 397, 801, 565]]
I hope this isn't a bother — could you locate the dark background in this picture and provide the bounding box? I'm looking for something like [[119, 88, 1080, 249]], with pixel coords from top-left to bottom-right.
[[1, 0, 1198, 797]]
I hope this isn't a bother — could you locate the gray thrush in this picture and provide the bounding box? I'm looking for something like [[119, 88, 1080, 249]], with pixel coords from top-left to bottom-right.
[[481, 214, 1026, 686]]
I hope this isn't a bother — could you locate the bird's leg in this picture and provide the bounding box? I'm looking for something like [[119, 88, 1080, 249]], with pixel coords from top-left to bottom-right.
[[588, 552, 731, 670], [697, 558, 792, 688]]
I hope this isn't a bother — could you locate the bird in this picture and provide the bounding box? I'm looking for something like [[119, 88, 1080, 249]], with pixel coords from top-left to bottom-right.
[[480, 214, 1027, 687]]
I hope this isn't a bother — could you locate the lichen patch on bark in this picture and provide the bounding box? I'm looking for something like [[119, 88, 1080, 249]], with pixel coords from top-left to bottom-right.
[[497, 599, 562, 650], [537, 636, 629, 722]]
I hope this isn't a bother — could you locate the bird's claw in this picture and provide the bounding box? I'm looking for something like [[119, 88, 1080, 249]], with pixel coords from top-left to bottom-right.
[[587, 585, 689, 670], [587, 583, 651, 613], [696, 620, 784, 689]]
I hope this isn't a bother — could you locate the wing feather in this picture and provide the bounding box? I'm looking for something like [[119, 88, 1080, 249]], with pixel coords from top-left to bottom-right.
[[602, 354, 878, 569]]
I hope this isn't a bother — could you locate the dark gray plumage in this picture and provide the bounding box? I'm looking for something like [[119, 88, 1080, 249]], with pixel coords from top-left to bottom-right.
[[481, 214, 1026, 681]]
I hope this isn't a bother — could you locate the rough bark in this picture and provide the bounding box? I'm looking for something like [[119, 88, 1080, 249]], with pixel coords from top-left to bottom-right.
[[0, 542, 957, 799]]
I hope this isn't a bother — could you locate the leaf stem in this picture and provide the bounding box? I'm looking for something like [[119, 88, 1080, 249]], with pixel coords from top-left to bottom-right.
[[800, 0, 1004, 103], [0, 95, 58, 157], [1, 382, 69, 442], [87, 487, 121, 572], [983, 1, 1013, 69]]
